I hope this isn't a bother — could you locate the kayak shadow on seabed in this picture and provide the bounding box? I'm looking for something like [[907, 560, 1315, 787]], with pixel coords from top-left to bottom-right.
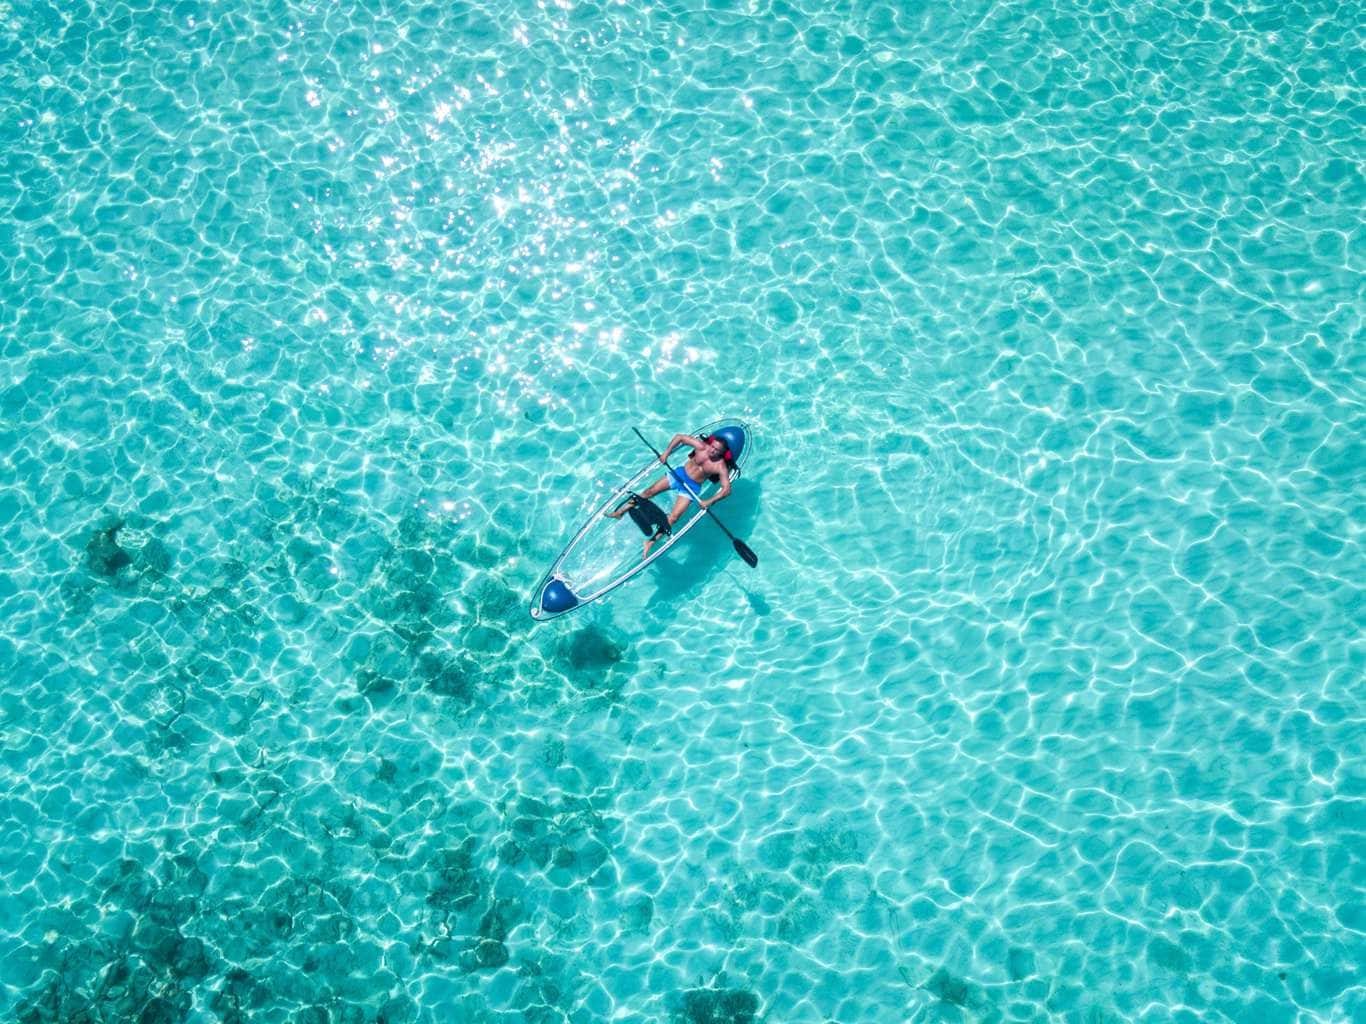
[[644, 479, 765, 612]]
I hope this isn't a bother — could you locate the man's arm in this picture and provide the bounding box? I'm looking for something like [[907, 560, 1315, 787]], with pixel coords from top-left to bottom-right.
[[661, 433, 704, 462], [702, 473, 732, 508]]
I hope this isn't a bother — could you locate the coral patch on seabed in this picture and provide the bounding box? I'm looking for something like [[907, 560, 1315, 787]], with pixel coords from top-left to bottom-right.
[[669, 985, 761, 1024], [84, 519, 133, 577]]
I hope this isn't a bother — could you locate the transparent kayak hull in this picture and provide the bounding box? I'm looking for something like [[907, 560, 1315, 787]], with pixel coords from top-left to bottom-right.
[[529, 421, 752, 621]]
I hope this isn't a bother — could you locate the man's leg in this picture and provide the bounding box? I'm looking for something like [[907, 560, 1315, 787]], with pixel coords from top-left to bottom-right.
[[643, 496, 693, 557], [606, 476, 672, 518]]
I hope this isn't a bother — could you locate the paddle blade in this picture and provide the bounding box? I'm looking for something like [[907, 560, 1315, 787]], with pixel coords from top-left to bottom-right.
[[733, 538, 758, 567]]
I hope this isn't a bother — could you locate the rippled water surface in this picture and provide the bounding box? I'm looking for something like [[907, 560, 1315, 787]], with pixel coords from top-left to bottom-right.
[[2, 0, 1363, 1021]]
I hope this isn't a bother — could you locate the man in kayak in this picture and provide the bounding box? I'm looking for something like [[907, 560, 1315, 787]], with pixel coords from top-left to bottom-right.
[[606, 432, 736, 555]]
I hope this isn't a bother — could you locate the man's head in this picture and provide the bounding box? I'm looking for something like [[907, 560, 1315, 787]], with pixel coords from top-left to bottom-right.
[[703, 434, 733, 463]]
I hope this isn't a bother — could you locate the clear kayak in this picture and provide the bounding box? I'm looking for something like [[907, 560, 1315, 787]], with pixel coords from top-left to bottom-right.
[[529, 421, 752, 621]]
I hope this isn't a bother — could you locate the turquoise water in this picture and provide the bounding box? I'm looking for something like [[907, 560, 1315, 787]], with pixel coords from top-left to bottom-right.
[[1, 0, 1362, 1020]]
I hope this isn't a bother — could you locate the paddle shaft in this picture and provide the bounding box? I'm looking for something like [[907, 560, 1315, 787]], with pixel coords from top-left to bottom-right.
[[632, 428, 757, 567]]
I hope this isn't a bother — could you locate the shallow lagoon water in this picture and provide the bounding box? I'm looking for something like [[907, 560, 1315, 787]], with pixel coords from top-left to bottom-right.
[[1, 0, 1362, 1021]]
